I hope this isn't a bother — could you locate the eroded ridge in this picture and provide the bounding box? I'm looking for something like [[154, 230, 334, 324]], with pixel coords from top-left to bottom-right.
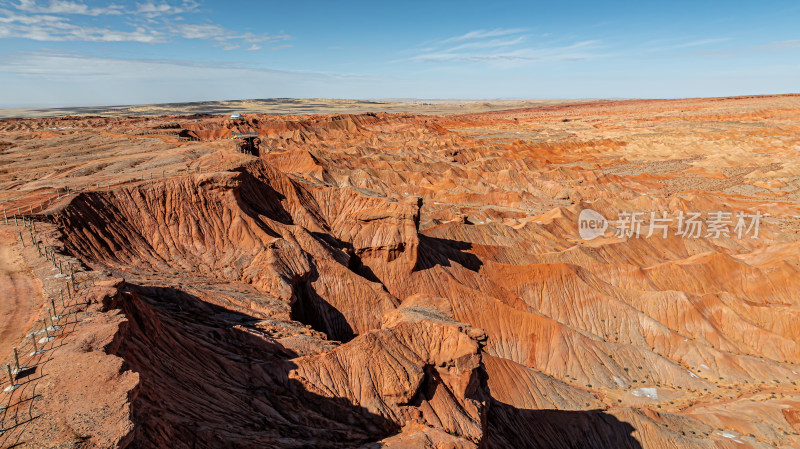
[[1, 95, 800, 448]]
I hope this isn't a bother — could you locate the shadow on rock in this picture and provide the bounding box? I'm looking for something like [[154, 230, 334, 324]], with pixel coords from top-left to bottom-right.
[[414, 235, 483, 272], [487, 400, 643, 449], [104, 284, 395, 448]]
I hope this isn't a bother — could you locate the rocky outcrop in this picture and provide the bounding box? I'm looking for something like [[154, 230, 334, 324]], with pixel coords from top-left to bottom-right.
[[291, 303, 488, 443], [5, 99, 800, 448]]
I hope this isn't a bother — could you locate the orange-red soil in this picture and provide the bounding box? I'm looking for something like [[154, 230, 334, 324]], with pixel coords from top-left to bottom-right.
[[0, 95, 799, 448]]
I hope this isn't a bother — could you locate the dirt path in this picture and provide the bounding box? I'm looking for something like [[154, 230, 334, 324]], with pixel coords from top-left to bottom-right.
[[0, 229, 42, 359]]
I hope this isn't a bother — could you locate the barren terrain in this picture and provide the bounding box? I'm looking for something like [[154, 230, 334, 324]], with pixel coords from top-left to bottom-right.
[[0, 231, 42, 361], [1, 94, 800, 448], [0, 98, 593, 120]]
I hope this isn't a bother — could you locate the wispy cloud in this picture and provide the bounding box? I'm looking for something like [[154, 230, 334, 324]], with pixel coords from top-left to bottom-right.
[[641, 37, 730, 53], [673, 38, 730, 48], [135, 1, 198, 17], [0, 51, 373, 81], [440, 28, 529, 44], [0, 51, 248, 78], [175, 23, 226, 39], [12, 0, 123, 16], [0, 1, 290, 47], [0, 51, 385, 107], [177, 23, 290, 49], [13, 0, 199, 17], [752, 39, 800, 52], [447, 36, 526, 52], [0, 9, 162, 42], [409, 28, 607, 66]]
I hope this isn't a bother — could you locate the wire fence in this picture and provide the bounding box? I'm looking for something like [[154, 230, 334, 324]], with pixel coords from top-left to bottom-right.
[[0, 151, 252, 440], [0, 218, 93, 440]]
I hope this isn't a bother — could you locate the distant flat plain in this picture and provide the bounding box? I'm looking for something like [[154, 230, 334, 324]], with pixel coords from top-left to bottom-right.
[[0, 98, 602, 119]]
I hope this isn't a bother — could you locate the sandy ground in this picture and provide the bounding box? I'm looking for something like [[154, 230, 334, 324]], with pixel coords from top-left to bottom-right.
[[0, 229, 42, 365]]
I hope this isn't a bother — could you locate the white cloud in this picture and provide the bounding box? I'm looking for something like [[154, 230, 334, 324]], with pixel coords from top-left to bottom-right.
[[227, 31, 291, 44], [13, 0, 123, 16], [0, 9, 63, 24], [175, 23, 291, 49], [440, 28, 529, 44], [14, 0, 200, 17], [673, 38, 730, 48], [0, 3, 291, 47], [0, 10, 162, 42], [411, 34, 607, 66], [176, 23, 226, 39], [136, 1, 198, 16], [246, 44, 261, 51], [447, 36, 527, 52], [0, 52, 367, 81], [408, 28, 608, 67]]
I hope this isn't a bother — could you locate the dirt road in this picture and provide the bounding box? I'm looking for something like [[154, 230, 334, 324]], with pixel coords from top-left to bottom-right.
[[0, 229, 42, 360]]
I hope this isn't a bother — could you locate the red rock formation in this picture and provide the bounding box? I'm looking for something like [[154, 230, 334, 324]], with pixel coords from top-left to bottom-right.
[[2, 96, 800, 448]]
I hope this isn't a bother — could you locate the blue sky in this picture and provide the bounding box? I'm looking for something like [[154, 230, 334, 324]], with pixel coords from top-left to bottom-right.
[[0, 0, 798, 107]]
